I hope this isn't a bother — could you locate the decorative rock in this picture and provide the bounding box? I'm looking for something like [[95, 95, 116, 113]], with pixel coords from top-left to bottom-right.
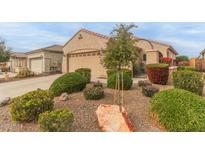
[[59, 92, 69, 101], [0, 97, 10, 107], [96, 104, 134, 132]]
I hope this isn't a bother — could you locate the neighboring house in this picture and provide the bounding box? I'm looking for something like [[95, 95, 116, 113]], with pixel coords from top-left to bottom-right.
[[26, 45, 63, 74], [200, 49, 205, 58], [62, 29, 178, 78], [9, 52, 27, 73]]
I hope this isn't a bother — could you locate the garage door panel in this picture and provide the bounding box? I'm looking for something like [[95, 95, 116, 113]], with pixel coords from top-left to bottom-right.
[[30, 58, 42, 74], [69, 56, 106, 78]]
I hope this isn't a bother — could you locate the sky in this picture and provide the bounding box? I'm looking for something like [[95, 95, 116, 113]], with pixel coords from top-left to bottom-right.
[[0, 22, 205, 57]]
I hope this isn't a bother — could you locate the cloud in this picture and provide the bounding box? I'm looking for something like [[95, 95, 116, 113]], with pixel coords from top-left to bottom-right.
[[0, 22, 69, 51], [0, 22, 205, 57]]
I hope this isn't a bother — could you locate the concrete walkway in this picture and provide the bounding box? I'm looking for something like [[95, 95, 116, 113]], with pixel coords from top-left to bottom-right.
[[0, 74, 62, 98]]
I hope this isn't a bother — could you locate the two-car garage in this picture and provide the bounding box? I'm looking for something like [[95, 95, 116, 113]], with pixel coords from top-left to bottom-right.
[[26, 45, 63, 74]]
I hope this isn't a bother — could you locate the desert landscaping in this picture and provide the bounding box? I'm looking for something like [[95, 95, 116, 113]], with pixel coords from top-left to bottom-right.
[[1, 23, 205, 132]]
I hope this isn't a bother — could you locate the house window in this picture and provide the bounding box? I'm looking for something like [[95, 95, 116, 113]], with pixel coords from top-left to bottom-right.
[[143, 54, 146, 61]]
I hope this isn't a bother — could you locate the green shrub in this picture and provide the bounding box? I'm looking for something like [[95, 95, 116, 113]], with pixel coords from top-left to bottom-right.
[[107, 69, 132, 78], [150, 89, 205, 131], [9, 89, 54, 122], [146, 63, 169, 68], [146, 64, 169, 85], [49, 72, 87, 97], [142, 85, 159, 97], [38, 108, 74, 132], [107, 72, 133, 90], [177, 66, 196, 72], [75, 68, 91, 83], [84, 87, 104, 100], [176, 55, 189, 63], [173, 71, 203, 95], [16, 69, 34, 78], [138, 80, 152, 87]]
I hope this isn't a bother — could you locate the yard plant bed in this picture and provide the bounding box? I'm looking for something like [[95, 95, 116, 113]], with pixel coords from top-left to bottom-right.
[[0, 84, 162, 132]]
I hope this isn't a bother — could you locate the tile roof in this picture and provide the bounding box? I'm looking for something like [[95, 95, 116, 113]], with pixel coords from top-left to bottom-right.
[[64, 28, 178, 55], [10, 52, 27, 58], [26, 45, 63, 54]]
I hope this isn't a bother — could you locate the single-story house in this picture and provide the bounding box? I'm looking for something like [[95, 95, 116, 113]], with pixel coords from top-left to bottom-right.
[[9, 52, 27, 72], [26, 45, 63, 74], [62, 29, 178, 78]]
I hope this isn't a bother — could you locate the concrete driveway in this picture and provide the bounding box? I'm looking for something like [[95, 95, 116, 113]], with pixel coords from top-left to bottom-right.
[[0, 74, 62, 98], [0, 73, 147, 99]]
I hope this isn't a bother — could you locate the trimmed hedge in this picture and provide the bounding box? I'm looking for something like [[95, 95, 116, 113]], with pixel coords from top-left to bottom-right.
[[142, 85, 159, 97], [177, 66, 196, 72], [107, 69, 132, 78], [150, 89, 205, 131], [146, 64, 169, 85], [173, 70, 203, 95], [9, 89, 54, 122], [84, 87, 104, 100], [107, 72, 133, 90], [38, 108, 74, 132], [49, 72, 87, 97], [75, 68, 91, 83]]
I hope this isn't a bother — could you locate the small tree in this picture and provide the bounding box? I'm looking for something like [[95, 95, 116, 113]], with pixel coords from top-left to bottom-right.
[[103, 24, 139, 71], [0, 39, 11, 62], [176, 55, 189, 63]]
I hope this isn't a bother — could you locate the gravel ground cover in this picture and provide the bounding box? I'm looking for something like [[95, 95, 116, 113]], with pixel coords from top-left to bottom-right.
[[0, 83, 167, 132]]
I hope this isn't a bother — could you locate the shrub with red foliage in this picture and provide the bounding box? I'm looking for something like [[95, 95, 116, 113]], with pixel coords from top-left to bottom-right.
[[160, 57, 172, 65], [146, 64, 169, 85]]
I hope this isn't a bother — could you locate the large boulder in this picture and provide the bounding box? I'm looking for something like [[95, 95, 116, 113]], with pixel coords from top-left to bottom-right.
[[96, 104, 134, 132]]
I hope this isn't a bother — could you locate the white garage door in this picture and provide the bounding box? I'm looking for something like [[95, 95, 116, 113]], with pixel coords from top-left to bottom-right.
[[30, 58, 43, 74]]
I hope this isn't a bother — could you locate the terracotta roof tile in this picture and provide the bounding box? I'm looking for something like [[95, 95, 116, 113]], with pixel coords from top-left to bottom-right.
[[26, 45, 63, 54], [10, 52, 27, 58], [64, 28, 178, 55]]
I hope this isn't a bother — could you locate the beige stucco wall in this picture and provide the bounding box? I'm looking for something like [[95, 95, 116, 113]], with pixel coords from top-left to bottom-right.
[[10, 57, 27, 72], [68, 51, 106, 78], [63, 30, 108, 73], [137, 40, 176, 65], [167, 49, 176, 60], [136, 40, 169, 57], [63, 30, 177, 78], [44, 51, 63, 72], [27, 51, 63, 73], [146, 50, 160, 64]]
